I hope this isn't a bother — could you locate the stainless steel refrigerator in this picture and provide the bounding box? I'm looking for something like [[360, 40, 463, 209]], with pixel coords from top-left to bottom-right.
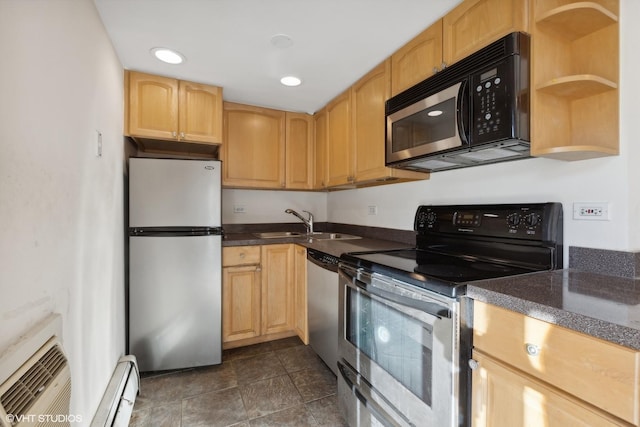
[[128, 157, 222, 372]]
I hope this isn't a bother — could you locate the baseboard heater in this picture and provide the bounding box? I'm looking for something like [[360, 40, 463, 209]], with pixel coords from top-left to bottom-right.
[[90, 355, 139, 427]]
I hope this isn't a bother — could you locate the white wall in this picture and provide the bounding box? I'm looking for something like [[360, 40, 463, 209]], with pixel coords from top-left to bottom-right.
[[0, 0, 125, 423], [327, 0, 640, 258], [222, 189, 327, 224], [621, 0, 640, 249]]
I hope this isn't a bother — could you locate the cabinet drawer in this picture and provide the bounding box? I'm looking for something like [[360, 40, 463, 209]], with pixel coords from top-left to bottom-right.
[[473, 301, 640, 425], [223, 246, 260, 266]]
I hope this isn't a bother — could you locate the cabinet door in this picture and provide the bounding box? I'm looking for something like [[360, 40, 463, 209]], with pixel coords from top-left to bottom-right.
[[127, 71, 179, 140], [471, 351, 624, 427], [443, 0, 528, 65], [293, 245, 308, 344], [390, 20, 443, 96], [326, 90, 353, 187], [261, 244, 294, 335], [352, 60, 391, 182], [285, 112, 313, 190], [473, 301, 640, 424], [223, 102, 286, 188], [222, 264, 261, 342], [178, 80, 223, 144], [313, 108, 328, 189]]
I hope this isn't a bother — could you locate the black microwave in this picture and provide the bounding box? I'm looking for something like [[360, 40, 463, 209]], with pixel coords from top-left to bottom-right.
[[385, 32, 530, 172]]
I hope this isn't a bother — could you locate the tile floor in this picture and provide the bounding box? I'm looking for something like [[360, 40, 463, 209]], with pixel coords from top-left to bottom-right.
[[129, 337, 347, 427]]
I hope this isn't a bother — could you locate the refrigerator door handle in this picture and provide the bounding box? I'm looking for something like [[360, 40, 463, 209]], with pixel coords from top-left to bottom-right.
[[129, 226, 223, 236]]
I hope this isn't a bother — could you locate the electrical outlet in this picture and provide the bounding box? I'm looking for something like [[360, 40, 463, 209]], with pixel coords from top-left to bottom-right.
[[233, 205, 246, 214], [367, 205, 378, 215], [573, 202, 609, 221]]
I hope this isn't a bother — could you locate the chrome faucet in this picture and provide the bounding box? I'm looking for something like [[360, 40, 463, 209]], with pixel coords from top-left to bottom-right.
[[285, 209, 314, 234]]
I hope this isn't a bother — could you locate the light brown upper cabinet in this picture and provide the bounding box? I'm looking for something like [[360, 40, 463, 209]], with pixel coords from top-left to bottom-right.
[[352, 60, 429, 184], [223, 102, 313, 189], [391, 20, 444, 96], [390, 0, 528, 97], [285, 112, 314, 190], [529, 0, 619, 160], [125, 71, 223, 154], [222, 102, 285, 188], [313, 109, 328, 189], [325, 90, 354, 187], [443, 0, 529, 66], [317, 61, 429, 189]]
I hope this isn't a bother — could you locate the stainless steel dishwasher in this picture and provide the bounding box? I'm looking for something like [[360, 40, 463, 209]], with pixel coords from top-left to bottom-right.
[[306, 248, 340, 375]]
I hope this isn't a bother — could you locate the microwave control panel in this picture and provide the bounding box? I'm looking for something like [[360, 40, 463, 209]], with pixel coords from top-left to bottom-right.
[[470, 57, 519, 144]]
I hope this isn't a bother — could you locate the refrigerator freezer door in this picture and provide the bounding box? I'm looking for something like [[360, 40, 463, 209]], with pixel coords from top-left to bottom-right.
[[129, 234, 222, 371], [129, 158, 221, 228]]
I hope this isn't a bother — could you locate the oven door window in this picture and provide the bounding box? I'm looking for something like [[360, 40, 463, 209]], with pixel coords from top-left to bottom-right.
[[345, 286, 433, 406]]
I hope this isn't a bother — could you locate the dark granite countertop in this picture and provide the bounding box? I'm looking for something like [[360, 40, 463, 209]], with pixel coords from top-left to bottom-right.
[[467, 269, 640, 350], [222, 232, 412, 258]]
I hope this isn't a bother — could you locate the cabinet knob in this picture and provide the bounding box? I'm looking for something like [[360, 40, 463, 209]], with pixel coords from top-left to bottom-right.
[[239, 252, 245, 259], [180, 132, 185, 139], [441, 62, 447, 70], [468, 359, 479, 370], [255, 265, 262, 272], [172, 131, 177, 138], [433, 66, 440, 74], [525, 343, 541, 356]]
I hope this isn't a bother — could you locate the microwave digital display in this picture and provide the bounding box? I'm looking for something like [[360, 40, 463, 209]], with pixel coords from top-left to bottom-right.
[[480, 68, 497, 82]]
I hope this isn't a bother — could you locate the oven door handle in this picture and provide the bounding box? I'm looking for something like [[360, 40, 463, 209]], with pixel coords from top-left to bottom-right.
[[337, 361, 410, 427], [351, 274, 451, 319]]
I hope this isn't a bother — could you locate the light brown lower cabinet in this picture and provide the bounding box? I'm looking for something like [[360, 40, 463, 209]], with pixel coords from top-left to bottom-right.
[[222, 246, 262, 344], [471, 350, 626, 427], [472, 301, 640, 427], [222, 244, 308, 349], [261, 244, 295, 335], [292, 245, 308, 344]]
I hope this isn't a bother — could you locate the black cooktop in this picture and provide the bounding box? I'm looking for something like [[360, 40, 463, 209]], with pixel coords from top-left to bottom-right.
[[340, 203, 564, 298], [341, 248, 537, 297]]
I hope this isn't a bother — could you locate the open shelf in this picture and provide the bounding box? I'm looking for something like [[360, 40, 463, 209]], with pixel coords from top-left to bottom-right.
[[536, 2, 618, 40], [532, 145, 619, 161], [537, 75, 617, 99], [531, 1, 619, 162]]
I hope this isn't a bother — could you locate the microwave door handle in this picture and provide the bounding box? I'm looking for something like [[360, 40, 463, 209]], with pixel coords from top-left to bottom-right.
[[457, 79, 470, 144]]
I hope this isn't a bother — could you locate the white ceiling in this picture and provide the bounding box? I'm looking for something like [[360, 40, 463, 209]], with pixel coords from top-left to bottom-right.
[[94, 0, 461, 114]]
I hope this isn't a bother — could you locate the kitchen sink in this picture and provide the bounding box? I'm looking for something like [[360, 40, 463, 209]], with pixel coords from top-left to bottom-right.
[[253, 231, 304, 239], [252, 231, 362, 240], [308, 233, 361, 241]]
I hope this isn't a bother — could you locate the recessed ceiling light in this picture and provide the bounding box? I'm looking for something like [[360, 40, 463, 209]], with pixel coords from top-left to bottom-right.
[[280, 76, 302, 87], [427, 110, 443, 117], [150, 47, 185, 65]]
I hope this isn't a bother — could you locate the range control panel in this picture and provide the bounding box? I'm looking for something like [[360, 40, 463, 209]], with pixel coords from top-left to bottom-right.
[[415, 203, 563, 241]]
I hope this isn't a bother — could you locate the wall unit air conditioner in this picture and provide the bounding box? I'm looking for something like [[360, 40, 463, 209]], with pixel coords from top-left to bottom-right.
[[0, 315, 70, 427]]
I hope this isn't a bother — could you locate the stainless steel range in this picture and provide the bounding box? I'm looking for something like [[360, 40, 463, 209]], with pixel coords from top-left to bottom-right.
[[337, 203, 563, 427]]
